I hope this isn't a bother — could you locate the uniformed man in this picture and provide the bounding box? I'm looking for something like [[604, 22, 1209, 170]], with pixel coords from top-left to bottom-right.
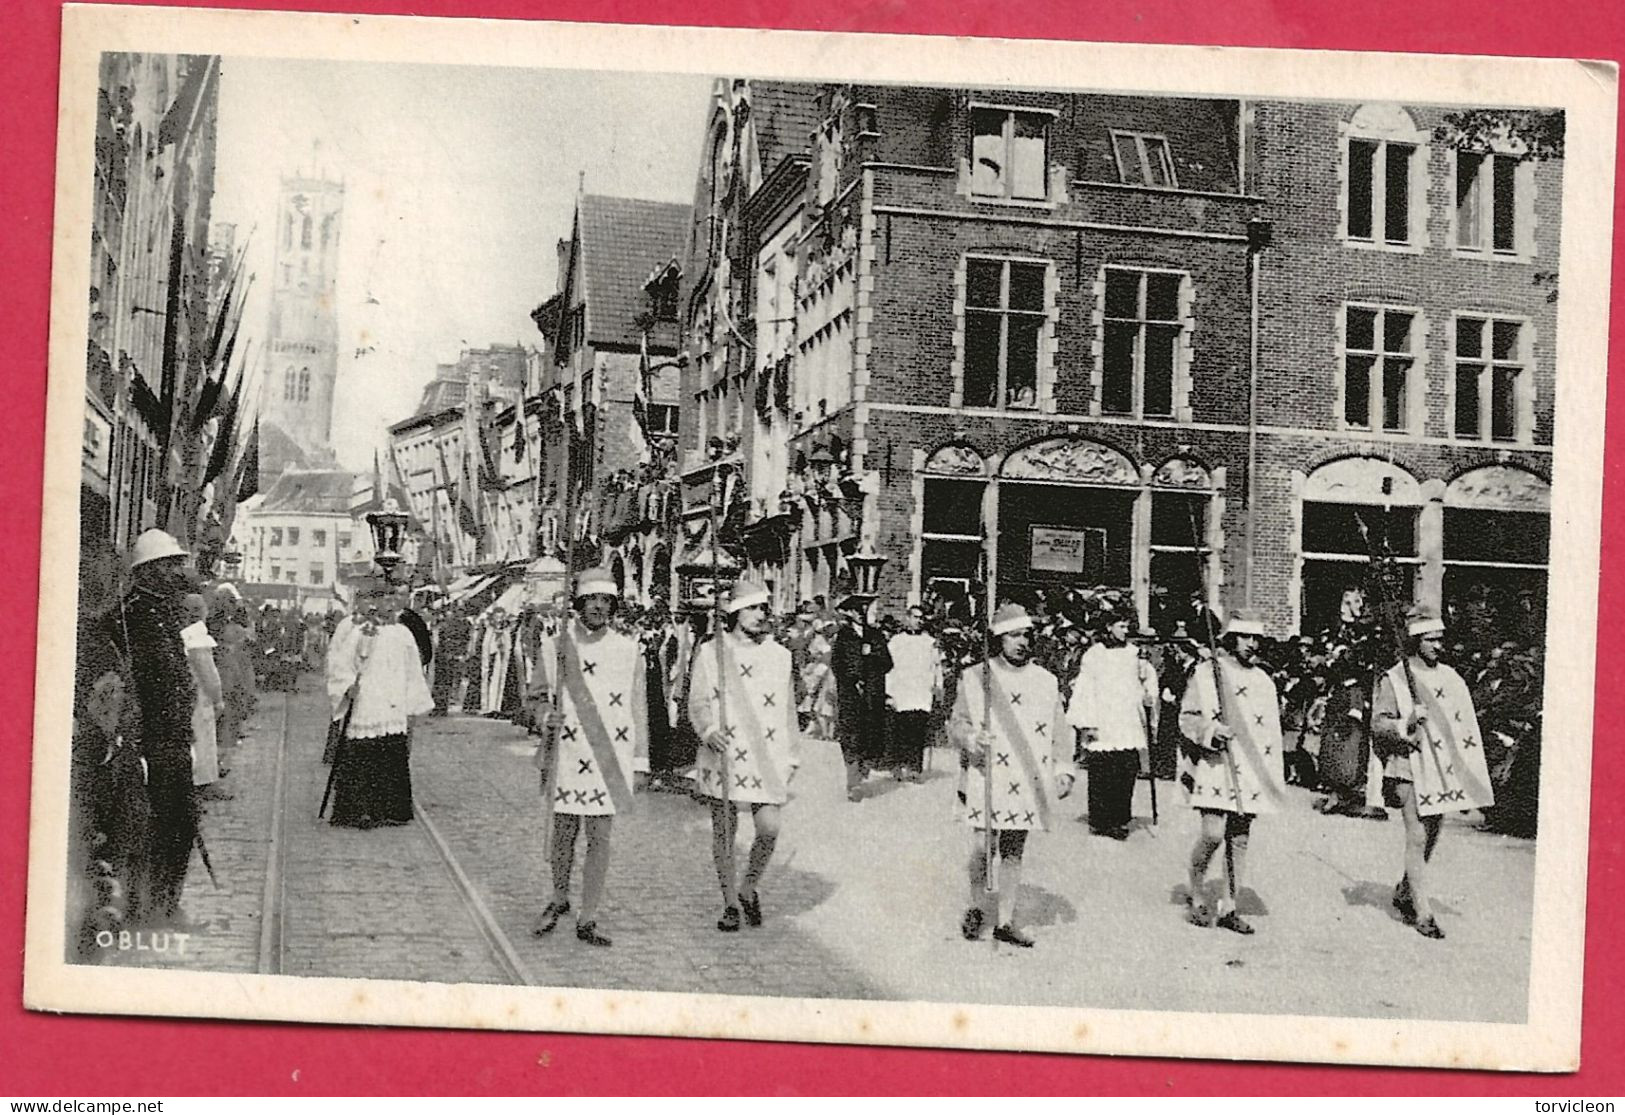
[[1371, 608, 1495, 940], [951, 602, 1074, 948], [1178, 608, 1288, 934], [688, 580, 799, 932], [529, 569, 647, 947], [832, 594, 891, 801]]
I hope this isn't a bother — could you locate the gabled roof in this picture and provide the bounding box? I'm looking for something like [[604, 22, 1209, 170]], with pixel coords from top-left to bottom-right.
[[578, 194, 690, 351], [256, 469, 359, 515], [750, 82, 821, 174]]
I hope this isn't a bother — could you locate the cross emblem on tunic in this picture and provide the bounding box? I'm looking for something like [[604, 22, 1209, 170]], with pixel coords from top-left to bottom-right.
[[608, 692, 623, 707], [1008, 782, 1022, 796], [572, 790, 588, 804], [1235, 685, 1248, 697], [590, 789, 606, 806], [723, 725, 737, 740], [1023, 811, 1035, 825], [734, 747, 748, 763], [1434, 688, 1446, 699], [615, 727, 629, 742], [1463, 737, 1478, 749], [762, 693, 776, 707], [734, 775, 749, 789], [1253, 715, 1265, 726], [995, 752, 1010, 767], [1453, 711, 1463, 723], [577, 759, 593, 775], [738, 663, 754, 678], [750, 776, 763, 789], [969, 807, 983, 823], [1419, 793, 1434, 807], [554, 787, 570, 804], [561, 726, 578, 742], [1034, 722, 1047, 736], [581, 660, 597, 676], [712, 688, 722, 701], [1009, 693, 1022, 705], [764, 727, 776, 740]]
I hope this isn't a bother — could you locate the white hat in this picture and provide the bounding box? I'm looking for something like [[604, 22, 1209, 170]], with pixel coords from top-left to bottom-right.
[[723, 579, 771, 614], [1407, 608, 1446, 637], [129, 529, 188, 568], [574, 568, 617, 600], [1222, 608, 1266, 638], [989, 603, 1033, 636]]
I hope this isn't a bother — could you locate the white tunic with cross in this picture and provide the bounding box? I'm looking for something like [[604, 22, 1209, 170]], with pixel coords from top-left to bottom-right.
[[1372, 659, 1495, 817], [534, 623, 647, 817], [949, 658, 1072, 833], [687, 631, 799, 806], [1177, 654, 1289, 815]]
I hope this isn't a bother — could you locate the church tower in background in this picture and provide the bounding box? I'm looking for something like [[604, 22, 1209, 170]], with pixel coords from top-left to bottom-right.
[[259, 172, 344, 476]]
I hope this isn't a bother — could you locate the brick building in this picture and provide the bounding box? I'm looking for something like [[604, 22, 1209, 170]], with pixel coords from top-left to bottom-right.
[[530, 192, 688, 601], [669, 83, 1559, 637]]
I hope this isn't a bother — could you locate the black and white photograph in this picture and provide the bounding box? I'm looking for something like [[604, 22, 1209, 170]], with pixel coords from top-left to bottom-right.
[[25, 5, 1616, 1069]]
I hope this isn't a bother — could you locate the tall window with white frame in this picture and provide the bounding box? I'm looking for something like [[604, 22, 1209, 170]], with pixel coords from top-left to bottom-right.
[[1346, 135, 1416, 247], [970, 107, 1050, 201], [1455, 150, 1521, 254], [1455, 315, 1524, 442], [1343, 304, 1416, 432], [964, 258, 1046, 410], [1111, 131, 1177, 188], [1102, 268, 1185, 418], [920, 476, 985, 623]]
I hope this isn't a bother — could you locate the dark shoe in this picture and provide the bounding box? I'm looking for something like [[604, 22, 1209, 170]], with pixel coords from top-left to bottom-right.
[[993, 923, 1035, 948], [1415, 917, 1446, 940], [740, 891, 763, 928], [1216, 911, 1256, 936], [960, 906, 985, 941], [1185, 895, 1214, 928], [717, 906, 741, 933], [532, 900, 570, 936], [575, 921, 612, 947], [1393, 880, 1417, 924]]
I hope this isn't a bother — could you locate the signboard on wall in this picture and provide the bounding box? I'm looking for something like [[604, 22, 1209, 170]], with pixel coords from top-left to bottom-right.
[[1030, 525, 1106, 577]]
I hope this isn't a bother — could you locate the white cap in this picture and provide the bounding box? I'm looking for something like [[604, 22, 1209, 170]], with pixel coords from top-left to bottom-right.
[[989, 603, 1033, 636], [129, 529, 188, 568], [724, 579, 771, 614], [1222, 608, 1266, 638], [1407, 609, 1446, 637], [574, 568, 617, 600]]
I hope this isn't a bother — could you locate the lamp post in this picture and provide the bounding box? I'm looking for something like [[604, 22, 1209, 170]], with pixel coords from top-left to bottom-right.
[[848, 539, 889, 599], [366, 497, 410, 584]]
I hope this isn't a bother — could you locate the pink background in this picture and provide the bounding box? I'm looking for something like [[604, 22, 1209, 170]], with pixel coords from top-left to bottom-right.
[[4, 0, 1621, 1095]]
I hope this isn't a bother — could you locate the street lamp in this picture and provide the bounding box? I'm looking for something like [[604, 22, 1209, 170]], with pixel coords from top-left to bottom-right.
[[848, 539, 888, 598], [367, 497, 409, 583], [220, 549, 242, 578]]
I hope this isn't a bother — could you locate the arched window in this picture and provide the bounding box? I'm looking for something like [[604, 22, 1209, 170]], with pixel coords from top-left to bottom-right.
[[1341, 104, 1427, 250], [301, 215, 313, 249]]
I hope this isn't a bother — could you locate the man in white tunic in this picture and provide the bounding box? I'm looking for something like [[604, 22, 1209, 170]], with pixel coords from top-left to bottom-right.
[[886, 604, 943, 782], [1371, 608, 1495, 940], [529, 570, 646, 947], [479, 607, 514, 715], [688, 580, 798, 932], [1178, 608, 1288, 934], [951, 603, 1074, 948], [1067, 608, 1158, 839]]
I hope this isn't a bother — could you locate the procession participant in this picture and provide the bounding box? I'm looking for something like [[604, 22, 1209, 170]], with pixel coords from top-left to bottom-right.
[[113, 530, 201, 926], [1177, 608, 1289, 935], [1067, 606, 1159, 839], [885, 604, 942, 782], [1371, 608, 1496, 940], [321, 605, 360, 765], [950, 603, 1074, 948], [326, 581, 433, 828], [180, 593, 228, 801], [688, 580, 798, 932], [832, 594, 892, 801], [528, 570, 647, 947], [429, 603, 471, 716], [478, 607, 515, 716]]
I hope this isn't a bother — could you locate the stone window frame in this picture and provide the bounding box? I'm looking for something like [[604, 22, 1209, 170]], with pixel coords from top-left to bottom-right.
[[1447, 311, 1537, 447], [1088, 265, 1197, 423], [957, 102, 1067, 210], [1335, 300, 1428, 435], [1449, 145, 1539, 262], [950, 252, 1060, 414], [1337, 104, 1430, 256], [1109, 129, 1179, 189]]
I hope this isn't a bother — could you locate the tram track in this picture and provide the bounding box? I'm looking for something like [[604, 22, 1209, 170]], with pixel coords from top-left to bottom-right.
[[255, 680, 533, 985]]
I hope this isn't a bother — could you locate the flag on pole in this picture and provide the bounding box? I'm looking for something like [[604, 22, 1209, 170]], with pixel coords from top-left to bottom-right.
[[631, 333, 653, 465]]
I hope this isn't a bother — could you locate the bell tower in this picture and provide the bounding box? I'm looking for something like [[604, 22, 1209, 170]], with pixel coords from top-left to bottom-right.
[[260, 172, 344, 475]]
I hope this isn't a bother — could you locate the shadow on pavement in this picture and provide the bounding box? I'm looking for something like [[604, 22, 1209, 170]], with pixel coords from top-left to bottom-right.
[[1342, 879, 1461, 920], [1016, 882, 1077, 929], [1168, 882, 1270, 917]]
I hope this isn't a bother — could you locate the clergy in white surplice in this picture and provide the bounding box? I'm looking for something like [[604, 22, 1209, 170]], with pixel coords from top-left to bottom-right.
[[950, 603, 1074, 949], [1371, 608, 1495, 941], [688, 579, 799, 934], [1178, 608, 1288, 936], [528, 569, 647, 948], [1066, 607, 1159, 839]]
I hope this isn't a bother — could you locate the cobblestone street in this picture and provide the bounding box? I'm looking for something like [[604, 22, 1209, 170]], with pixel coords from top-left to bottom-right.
[[109, 673, 1534, 1023]]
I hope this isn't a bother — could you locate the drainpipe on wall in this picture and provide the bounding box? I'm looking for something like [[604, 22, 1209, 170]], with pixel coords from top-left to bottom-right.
[[1244, 217, 1272, 609]]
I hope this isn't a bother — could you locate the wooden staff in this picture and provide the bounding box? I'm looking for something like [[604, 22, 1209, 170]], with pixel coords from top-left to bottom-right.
[[537, 405, 581, 863], [1188, 505, 1242, 911], [980, 630, 998, 950], [710, 463, 736, 858]]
